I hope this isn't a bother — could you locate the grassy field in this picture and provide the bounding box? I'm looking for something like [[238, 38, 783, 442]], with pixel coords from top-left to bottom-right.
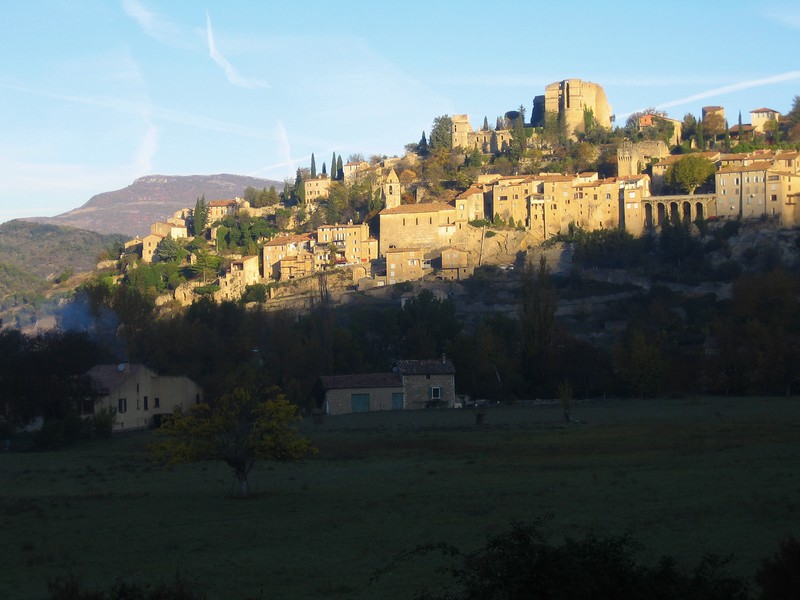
[[1, 396, 799, 599]]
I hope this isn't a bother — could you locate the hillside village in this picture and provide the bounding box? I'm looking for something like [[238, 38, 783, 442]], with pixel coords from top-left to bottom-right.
[[119, 78, 800, 308]]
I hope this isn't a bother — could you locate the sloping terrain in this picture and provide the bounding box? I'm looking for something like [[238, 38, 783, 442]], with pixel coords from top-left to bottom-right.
[[25, 173, 283, 237], [0, 220, 126, 327]]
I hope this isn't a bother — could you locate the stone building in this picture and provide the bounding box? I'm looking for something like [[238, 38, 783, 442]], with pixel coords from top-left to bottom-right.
[[750, 108, 781, 134], [617, 140, 671, 178], [87, 363, 203, 432], [533, 79, 612, 139], [379, 202, 459, 255], [394, 357, 456, 409], [439, 247, 473, 281], [384, 247, 424, 284], [317, 221, 378, 265], [262, 233, 315, 280], [207, 199, 238, 223], [381, 168, 403, 209], [217, 255, 260, 301], [451, 114, 512, 153], [304, 176, 331, 202], [320, 373, 404, 415]]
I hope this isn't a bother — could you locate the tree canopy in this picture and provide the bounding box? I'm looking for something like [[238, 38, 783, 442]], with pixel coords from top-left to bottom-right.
[[666, 154, 716, 194], [152, 387, 315, 497], [429, 115, 453, 151]]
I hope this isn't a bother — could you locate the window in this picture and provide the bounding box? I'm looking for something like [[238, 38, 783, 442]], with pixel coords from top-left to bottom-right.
[[118, 398, 127, 413], [154, 397, 160, 408], [143, 396, 148, 411], [430, 387, 441, 400]]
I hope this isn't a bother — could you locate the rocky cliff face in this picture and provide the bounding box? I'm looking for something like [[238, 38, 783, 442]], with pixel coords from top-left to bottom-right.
[[24, 173, 283, 238]]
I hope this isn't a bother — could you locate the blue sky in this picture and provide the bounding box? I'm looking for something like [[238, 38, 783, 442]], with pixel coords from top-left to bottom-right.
[[1, 0, 799, 224]]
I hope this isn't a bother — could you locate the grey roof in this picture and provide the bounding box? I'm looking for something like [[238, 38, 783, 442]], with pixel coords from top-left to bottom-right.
[[320, 373, 402, 390], [395, 358, 456, 375], [87, 363, 149, 394]]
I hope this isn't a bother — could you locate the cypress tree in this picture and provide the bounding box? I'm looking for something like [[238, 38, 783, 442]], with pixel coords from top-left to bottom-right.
[[322, 161, 327, 176], [310, 153, 317, 178], [331, 152, 337, 180], [483, 116, 490, 131], [193, 195, 208, 235], [336, 155, 344, 181]]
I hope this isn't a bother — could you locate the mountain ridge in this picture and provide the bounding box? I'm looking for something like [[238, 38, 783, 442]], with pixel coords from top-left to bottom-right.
[[24, 173, 284, 238]]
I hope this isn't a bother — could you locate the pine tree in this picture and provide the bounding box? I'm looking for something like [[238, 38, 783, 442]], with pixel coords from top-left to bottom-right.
[[310, 153, 317, 178]]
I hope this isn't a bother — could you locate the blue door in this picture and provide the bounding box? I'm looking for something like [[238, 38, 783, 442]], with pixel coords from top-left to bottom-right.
[[351, 393, 370, 413], [391, 392, 404, 410]]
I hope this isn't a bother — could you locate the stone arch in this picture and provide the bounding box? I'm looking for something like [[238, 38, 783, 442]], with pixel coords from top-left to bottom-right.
[[695, 202, 704, 221], [645, 203, 654, 229], [657, 202, 667, 226], [682, 202, 692, 223], [669, 202, 680, 224], [351, 265, 367, 282]]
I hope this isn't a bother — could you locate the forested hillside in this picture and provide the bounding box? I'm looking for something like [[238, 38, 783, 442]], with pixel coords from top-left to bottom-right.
[[0, 220, 124, 328]]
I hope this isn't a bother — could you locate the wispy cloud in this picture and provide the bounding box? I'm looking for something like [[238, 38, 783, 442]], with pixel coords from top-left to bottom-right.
[[250, 122, 296, 178], [615, 71, 800, 119], [206, 12, 269, 90], [134, 114, 159, 173], [655, 71, 800, 111], [764, 7, 800, 31], [121, 0, 180, 43], [0, 80, 276, 140]]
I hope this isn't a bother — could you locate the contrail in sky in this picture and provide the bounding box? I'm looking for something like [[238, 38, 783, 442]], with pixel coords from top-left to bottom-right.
[[206, 12, 269, 90], [617, 70, 800, 119], [654, 71, 800, 111]]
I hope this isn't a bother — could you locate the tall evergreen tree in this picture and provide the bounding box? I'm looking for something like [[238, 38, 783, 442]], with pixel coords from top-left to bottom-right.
[[321, 161, 327, 176], [193, 195, 208, 235], [724, 120, 731, 151], [336, 155, 344, 181], [294, 168, 306, 204], [483, 116, 490, 131], [331, 152, 337, 180], [418, 131, 429, 156], [310, 153, 317, 178]]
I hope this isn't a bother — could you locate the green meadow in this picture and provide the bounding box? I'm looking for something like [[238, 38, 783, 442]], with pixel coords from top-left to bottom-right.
[[1, 397, 799, 599]]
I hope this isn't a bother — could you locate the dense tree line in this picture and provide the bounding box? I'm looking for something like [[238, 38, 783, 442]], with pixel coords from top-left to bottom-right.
[[7, 249, 800, 444]]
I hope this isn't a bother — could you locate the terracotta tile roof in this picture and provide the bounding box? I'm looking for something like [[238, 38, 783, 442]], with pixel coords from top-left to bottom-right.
[[320, 373, 402, 390], [208, 199, 237, 207], [380, 202, 455, 215], [384, 247, 423, 254], [264, 233, 312, 246], [750, 107, 780, 113], [717, 161, 774, 174], [456, 186, 484, 199]]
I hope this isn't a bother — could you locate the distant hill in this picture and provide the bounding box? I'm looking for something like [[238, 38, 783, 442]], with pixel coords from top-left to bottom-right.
[[25, 173, 284, 238], [0, 220, 126, 327]]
